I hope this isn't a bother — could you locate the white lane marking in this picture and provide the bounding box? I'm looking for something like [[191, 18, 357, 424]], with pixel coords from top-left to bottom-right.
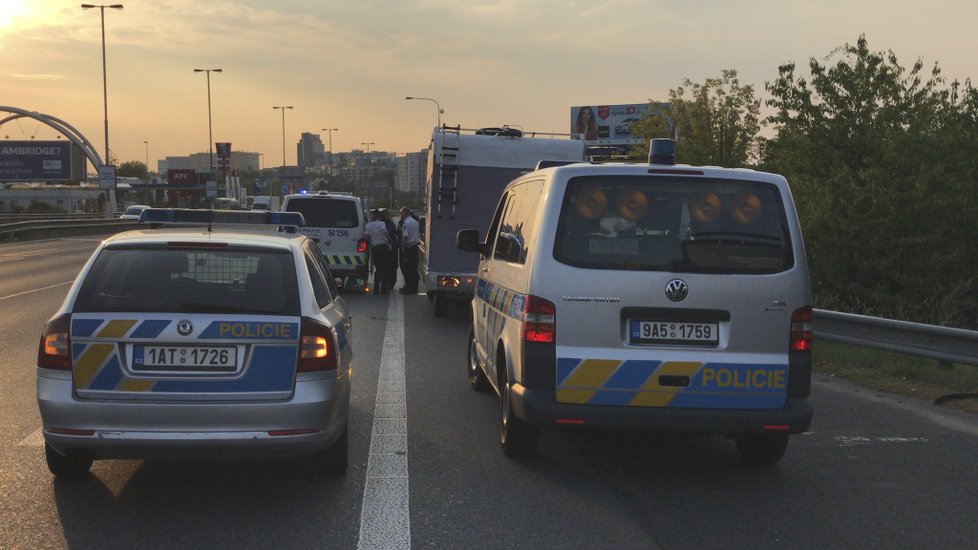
[[0, 280, 73, 302], [18, 428, 45, 446], [834, 435, 928, 447], [358, 291, 410, 550]]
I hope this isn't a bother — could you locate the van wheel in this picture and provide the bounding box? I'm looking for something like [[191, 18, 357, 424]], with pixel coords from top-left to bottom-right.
[[313, 422, 349, 475], [499, 363, 539, 457], [467, 328, 490, 392], [45, 443, 92, 478], [735, 433, 789, 465], [433, 294, 448, 317]]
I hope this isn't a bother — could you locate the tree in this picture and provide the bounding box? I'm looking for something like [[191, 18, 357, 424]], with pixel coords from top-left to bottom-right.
[[117, 160, 148, 178], [631, 70, 761, 166], [762, 35, 978, 327]]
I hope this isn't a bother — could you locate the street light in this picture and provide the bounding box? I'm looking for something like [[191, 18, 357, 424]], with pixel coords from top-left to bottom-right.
[[194, 68, 222, 173], [405, 96, 443, 129], [81, 3, 123, 215], [273, 106, 293, 193], [361, 141, 374, 154], [143, 140, 148, 172], [322, 128, 338, 176]]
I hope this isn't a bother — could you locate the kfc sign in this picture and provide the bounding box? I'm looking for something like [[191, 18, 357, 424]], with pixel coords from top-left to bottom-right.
[[167, 169, 197, 187]]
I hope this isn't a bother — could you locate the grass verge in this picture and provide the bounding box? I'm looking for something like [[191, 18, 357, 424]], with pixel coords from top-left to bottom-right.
[[814, 340, 978, 414]]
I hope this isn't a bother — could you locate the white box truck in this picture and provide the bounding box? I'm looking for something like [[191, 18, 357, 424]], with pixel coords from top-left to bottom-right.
[[419, 125, 586, 316]]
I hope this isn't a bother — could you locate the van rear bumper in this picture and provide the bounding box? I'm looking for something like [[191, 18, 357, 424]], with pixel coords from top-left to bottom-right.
[[511, 384, 813, 435]]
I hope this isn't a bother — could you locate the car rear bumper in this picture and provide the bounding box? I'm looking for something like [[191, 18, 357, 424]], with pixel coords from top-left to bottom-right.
[[511, 383, 813, 435], [37, 369, 350, 460]]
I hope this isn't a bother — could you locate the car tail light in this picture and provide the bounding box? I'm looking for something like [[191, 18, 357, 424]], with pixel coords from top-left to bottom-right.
[[297, 316, 338, 371], [38, 314, 71, 370], [357, 238, 368, 253], [790, 306, 813, 353], [522, 295, 556, 344]]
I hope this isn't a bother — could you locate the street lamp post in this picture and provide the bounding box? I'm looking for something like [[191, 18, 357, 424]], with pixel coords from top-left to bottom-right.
[[194, 68, 222, 173], [143, 140, 148, 170], [322, 128, 338, 176], [81, 3, 123, 215], [273, 106, 293, 194], [405, 96, 443, 129]]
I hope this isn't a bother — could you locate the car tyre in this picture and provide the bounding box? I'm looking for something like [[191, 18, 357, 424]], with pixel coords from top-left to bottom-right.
[[499, 361, 539, 457], [45, 443, 92, 478], [467, 328, 490, 392], [735, 433, 789, 465], [314, 422, 349, 475]]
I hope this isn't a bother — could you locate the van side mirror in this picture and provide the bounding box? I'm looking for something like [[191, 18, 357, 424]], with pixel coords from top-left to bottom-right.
[[456, 229, 484, 254]]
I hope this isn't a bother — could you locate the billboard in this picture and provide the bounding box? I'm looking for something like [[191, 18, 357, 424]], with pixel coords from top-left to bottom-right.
[[167, 169, 199, 188], [0, 140, 86, 182], [570, 103, 657, 146]]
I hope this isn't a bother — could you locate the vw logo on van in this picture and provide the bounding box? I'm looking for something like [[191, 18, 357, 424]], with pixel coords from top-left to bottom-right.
[[664, 279, 689, 302], [176, 320, 194, 336]]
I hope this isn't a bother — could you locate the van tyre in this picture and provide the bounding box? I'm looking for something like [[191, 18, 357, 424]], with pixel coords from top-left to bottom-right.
[[433, 294, 448, 317], [735, 433, 789, 465], [314, 422, 349, 475], [499, 364, 539, 457], [45, 443, 92, 478], [467, 328, 490, 392]]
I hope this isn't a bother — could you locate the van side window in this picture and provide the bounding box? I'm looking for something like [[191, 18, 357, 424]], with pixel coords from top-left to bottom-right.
[[484, 191, 511, 257], [492, 180, 544, 264]]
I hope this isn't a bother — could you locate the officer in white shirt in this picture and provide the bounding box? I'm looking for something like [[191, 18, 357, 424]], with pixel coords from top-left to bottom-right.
[[398, 206, 420, 294], [365, 210, 393, 294]]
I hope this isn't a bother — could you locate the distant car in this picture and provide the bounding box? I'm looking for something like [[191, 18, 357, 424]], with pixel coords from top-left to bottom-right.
[[36, 208, 353, 477], [119, 204, 150, 220], [281, 191, 370, 287]]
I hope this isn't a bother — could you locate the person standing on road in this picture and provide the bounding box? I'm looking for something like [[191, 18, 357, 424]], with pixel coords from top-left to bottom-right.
[[382, 209, 399, 291], [398, 206, 420, 295], [365, 210, 392, 294]]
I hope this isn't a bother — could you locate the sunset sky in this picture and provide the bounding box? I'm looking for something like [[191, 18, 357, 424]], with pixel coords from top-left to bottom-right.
[[2, 0, 977, 170]]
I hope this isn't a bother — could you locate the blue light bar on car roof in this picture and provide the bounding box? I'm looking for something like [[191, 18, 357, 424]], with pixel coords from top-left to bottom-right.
[[138, 208, 305, 227]]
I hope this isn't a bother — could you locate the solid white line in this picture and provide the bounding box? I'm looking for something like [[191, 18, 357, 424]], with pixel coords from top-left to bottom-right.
[[0, 280, 73, 302], [358, 291, 411, 550], [18, 428, 45, 447]]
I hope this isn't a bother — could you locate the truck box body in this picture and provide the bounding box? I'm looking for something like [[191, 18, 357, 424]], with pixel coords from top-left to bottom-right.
[[420, 126, 585, 316]]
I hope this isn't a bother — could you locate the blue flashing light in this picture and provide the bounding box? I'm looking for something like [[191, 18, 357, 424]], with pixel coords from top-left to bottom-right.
[[299, 188, 309, 194], [138, 208, 305, 227]]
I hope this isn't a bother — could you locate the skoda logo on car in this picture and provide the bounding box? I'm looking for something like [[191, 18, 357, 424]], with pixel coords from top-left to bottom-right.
[[176, 320, 194, 336], [664, 279, 689, 302]]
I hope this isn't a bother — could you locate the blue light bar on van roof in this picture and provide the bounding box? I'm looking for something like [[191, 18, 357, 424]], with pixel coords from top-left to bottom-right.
[[138, 208, 305, 227]]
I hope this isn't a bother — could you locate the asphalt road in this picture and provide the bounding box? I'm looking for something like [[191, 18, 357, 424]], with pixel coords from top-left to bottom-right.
[[1, 235, 977, 549]]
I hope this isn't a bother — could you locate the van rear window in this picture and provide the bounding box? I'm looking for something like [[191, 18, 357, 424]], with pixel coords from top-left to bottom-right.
[[73, 247, 300, 314], [285, 198, 359, 228], [553, 176, 794, 274]]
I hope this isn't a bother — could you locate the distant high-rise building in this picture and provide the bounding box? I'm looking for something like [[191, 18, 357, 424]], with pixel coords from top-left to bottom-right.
[[396, 150, 426, 194], [297, 133, 325, 171]]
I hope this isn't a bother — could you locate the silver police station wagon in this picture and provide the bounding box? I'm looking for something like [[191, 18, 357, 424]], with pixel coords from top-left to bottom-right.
[[36, 209, 353, 477]]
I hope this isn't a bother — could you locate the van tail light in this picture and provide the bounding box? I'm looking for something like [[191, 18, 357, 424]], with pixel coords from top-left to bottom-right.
[[357, 238, 368, 254], [38, 314, 72, 370], [297, 317, 338, 372], [522, 295, 556, 344], [790, 306, 813, 353]]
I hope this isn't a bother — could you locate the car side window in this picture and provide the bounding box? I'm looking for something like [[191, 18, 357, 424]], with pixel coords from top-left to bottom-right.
[[483, 191, 511, 258], [308, 243, 340, 297], [303, 245, 333, 308]]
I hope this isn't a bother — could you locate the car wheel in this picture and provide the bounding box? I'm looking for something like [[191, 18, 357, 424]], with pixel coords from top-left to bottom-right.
[[314, 422, 349, 475], [45, 443, 92, 478], [467, 328, 490, 392], [499, 360, 539, 457], [735, 433, 789, 465], [433, 294, 448, 317]]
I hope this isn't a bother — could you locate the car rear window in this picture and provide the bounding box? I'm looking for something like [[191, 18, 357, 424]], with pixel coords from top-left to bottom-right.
[[553, 175, 794, 274], [284, 198, 359, 228], [73, 246, 301, 314]]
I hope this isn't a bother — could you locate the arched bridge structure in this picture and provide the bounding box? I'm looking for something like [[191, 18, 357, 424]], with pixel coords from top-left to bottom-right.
[[0, 106, 104, 176]]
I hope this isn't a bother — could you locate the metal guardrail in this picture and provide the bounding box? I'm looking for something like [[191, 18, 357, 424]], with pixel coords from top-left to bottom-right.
[[814, 309, 978, 366], [0, 218, 137, 241]]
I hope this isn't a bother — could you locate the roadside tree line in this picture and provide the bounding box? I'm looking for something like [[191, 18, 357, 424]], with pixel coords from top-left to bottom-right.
[[631, 36, 978, 329]]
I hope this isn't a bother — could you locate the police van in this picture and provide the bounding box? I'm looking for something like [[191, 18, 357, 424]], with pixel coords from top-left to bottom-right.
[[282, 191, 369, 287], [457, 139, 813, 464]]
